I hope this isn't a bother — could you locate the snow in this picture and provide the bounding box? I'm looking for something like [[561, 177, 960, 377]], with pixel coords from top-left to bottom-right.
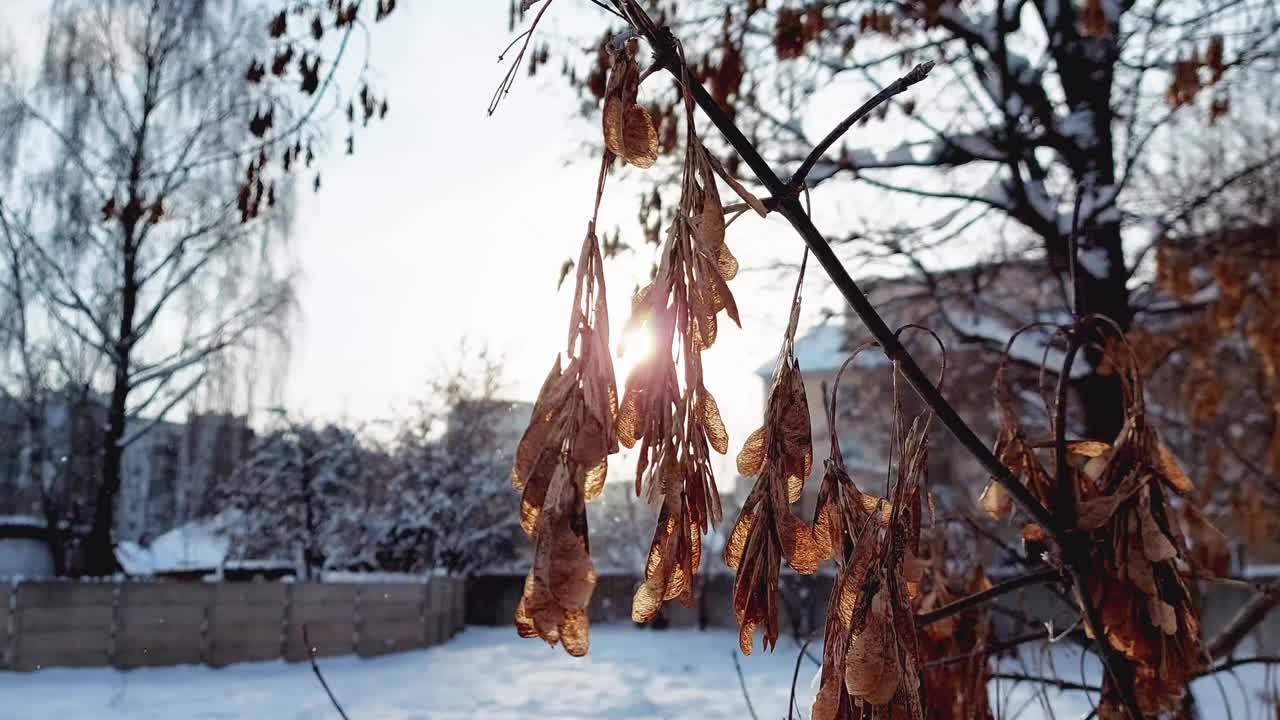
[[0, 626, 813, 720], [759, 322, 888, 376], [944, 309, 1090, 378], [0, 626, 1271, 719], [1242, 564, 1280, 580], [0, 538, 54, 579], [1077, 247, 1111, 279], [115, 515, 232, 576], [0, 515, 45, 530], [1059, 109, 1096, 149]]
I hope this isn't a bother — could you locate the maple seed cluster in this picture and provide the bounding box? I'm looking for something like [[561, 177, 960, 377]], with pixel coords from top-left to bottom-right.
[[512, 226, 619, 657], [980, 331, 1210, 717], [724, 266, 820, 655], [810, 344, 936, 719], [508, 31, 766, 655], [243, 0, 394, 205]]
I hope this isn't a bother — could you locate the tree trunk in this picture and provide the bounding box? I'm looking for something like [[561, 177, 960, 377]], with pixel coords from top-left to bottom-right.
[[81, 55, 155, 576], [1074, 222, 1133, 443], [82, 242, 138, 575], [1045, 23, 1133, 443]]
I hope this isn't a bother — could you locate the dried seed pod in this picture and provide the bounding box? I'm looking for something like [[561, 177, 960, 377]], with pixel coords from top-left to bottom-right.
[[601, 39, 658, 168], [511, 225, 620, 656], [619, 68, 742, 624], [725, 255, 819, 654]]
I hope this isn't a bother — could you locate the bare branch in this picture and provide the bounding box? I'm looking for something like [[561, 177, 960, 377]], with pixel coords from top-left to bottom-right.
[[790, 62, 935, 189]]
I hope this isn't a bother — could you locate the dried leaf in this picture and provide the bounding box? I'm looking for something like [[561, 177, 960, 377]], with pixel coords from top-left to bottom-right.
[[701, 390, 729, 454], [737, 427, 766, 477], [603, 99, 659, 168], [1140, 495, 1178, 563], [1155, 442, 1194, 494], [845, 594, 899, 705], [979, 480, 1013, 520], [1077, 493, 1122, 531]]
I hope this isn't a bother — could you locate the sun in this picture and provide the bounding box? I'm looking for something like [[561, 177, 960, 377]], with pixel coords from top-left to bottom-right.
[[614, 325, 656, 385]]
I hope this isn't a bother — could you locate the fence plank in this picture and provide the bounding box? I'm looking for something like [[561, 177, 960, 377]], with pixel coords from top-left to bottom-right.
[[4, 577, 468, 671], [292, 583, 356, 607], [13, 628, 110, 670], [208, 601, 285, 626], [357, 619, 424, 657], [118, 602, 206, 628], [283, 621, 355, 661], [19, 604, 113, 633], [120, 583, 209, 607], [15, 582, 116, 608]]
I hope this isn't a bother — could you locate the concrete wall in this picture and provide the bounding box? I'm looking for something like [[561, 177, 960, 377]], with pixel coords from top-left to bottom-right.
[[0, 578, 465, 672]]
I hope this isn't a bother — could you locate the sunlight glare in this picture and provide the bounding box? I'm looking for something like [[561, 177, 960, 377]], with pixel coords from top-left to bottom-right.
[[615, 325, 656, 383]]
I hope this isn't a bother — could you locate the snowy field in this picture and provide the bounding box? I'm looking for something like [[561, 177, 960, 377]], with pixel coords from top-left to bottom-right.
[[0, 625, 1273, 719]]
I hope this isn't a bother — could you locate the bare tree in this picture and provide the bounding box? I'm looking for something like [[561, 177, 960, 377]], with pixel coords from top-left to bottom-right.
[[0, 0, 297, 574]]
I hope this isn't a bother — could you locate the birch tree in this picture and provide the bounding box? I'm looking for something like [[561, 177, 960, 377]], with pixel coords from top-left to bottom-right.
[[0, 0, 298, 574]]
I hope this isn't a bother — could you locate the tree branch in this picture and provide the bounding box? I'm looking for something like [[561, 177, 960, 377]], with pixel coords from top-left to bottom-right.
[[789, 61, 935, 189], [992, 672, 1101, 693], [917, 567, 1063, 627], [301, 624, 352, 720], [1207, 581, 1280, 660]]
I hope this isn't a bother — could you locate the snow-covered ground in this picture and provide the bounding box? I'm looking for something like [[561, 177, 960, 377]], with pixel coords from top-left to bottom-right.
[[0, 625, 1273, 719]]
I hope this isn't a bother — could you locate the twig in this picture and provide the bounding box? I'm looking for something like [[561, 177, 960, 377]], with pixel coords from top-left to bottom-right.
[[1207, 580, 1280, 660], [731, 650, 760, 720], [917, 567, 1062, 627], [924, 629, 1050, 669], [1052, 334, 1082, 527], [1202, 655, 1280, 675], [991, 672, 1101, 693], [789, 61, 935, 189], [789, 637, 814, 720], [302, 624, 352, 720]]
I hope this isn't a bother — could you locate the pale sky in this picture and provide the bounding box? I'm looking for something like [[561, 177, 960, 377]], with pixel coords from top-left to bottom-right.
[[280, 3, 839, 444], [3, 1, 892, 487]]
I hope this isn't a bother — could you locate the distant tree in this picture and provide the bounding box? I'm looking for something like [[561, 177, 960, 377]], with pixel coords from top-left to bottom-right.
[[0, 0, 298, 574], [376, 347, 520, 575], [215, 416, 378, 579]]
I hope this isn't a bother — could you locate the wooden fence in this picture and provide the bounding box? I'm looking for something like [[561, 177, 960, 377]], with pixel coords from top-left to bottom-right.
[[467, 571, 1280, 651], [0, 578, 465, 671]]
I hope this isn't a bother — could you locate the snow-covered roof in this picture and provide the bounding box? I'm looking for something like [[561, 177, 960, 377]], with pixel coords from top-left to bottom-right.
[[756, 323, 888, 378], [116, 515, 232, 575], [0, 515, 46, 530]]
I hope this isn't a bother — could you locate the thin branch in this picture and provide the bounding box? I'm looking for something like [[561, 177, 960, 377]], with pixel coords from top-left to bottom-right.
[[788, 637, 813, 720], [1207, 581, 1280, 660], [991, 672, 1101, 693], [924, 629, 1052, 669], [301, 624, 352, 720], [917, 567, 1062, 627], [120, 369, 206, 448], [1053, 336, 1083, 526], [789, 61, 935, 189], [731, 651, 760, 720], [1202, 655, 1280, 675]]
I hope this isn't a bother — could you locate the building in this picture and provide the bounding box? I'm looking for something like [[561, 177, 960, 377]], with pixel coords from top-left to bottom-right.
[[0, 391, 254, 546], [748, 260, 1078, 521]]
